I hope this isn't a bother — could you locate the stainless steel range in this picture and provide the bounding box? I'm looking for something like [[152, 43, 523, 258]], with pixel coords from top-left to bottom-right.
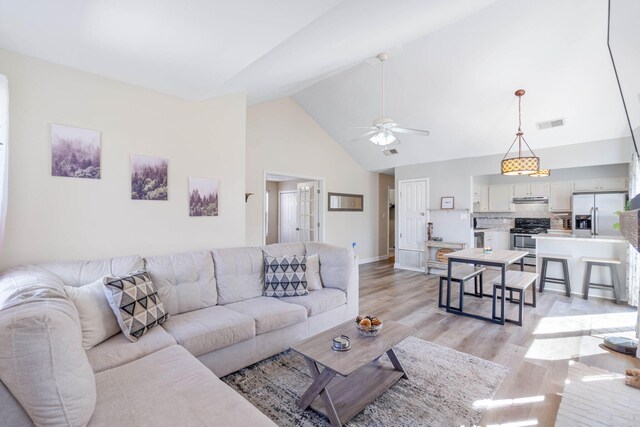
[[510, 218, 550, 266]]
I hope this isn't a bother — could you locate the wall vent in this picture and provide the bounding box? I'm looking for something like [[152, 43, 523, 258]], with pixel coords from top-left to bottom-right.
[[382, 148, 399, 156], [536, 118, 565, 130]]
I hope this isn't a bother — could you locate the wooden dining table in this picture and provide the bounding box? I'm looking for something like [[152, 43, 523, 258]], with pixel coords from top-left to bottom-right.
[[443, 248, 528, 325]]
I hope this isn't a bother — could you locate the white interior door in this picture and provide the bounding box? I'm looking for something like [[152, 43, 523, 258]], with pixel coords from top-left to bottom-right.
[[297, 181, 319, 242], [397, 179, 428, 269], [279, 191, 298, 243]]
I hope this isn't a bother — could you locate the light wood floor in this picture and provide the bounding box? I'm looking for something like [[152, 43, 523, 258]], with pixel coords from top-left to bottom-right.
[[358, 260, 640, 426]]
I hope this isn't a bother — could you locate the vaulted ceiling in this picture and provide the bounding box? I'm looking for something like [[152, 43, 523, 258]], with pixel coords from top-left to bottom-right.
[[0, 0, 497, 102], [0, 0, 634, 171], [293, 0, 634, 171]]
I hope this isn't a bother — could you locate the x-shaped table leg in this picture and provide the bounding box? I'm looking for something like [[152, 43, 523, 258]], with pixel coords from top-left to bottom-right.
[[297, 357, 341, 426]]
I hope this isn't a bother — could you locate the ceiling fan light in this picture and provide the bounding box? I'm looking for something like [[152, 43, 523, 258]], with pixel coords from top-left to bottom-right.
[[369, 131, 396, 146], [529, 169, 551, 177], [501, 156, 540, 175]]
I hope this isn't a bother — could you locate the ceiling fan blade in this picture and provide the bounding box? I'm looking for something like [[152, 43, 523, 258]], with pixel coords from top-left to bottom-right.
[[350, 130, 379, 141], [392, 126, 431, 136], [346, 126, 377, 130]]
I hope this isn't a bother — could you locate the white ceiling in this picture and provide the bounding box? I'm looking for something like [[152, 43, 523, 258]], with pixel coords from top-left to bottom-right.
[[0, 0, 497, 103], [0, 0, 634, 172], [293, 0, 634, 171]]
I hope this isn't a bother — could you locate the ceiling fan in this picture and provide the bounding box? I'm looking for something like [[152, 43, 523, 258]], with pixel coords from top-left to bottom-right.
[[351, 53, 430, 147]]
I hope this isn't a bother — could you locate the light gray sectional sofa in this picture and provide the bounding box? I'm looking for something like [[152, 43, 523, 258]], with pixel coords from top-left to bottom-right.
[[0, 242, 358, 426]]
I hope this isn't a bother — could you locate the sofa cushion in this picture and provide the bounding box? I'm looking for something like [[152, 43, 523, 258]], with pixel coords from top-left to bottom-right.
[[0, 274, 96, 427], [212, 247, 264, 305], [145, 251, 217, 315], [65, 278, 121, 350], [305, 243, 354, 292], [279, 288, 347, 317], [90, 345, 276, 426], [305, 254, 323, 291], [103, 271, 169, 341], [226, 297, 307, 335], [162, 305, 255, 356], [263, 255, 308, 297], [87, 326, 177, 373], [261, 242, 306, 257], [37, 255, 144, 287]]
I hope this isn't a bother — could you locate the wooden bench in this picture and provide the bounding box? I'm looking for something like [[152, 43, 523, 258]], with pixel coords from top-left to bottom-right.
[[538, 253, 572, 296], [581, 257, 622, 304], [491, 270, 538, 326], [438, 265, 486, 311]]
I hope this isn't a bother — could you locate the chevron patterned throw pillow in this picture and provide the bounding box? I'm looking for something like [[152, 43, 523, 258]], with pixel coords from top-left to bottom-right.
[[103, 271, 169, 342]]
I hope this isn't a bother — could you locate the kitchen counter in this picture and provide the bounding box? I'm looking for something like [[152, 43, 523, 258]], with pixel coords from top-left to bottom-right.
[[534, 234, 628, 301], [533, 234, 628, 244]]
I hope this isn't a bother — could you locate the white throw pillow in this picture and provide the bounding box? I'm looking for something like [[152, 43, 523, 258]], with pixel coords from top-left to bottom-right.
[[65, 278, 120, 350], [306, 254, 323, 291]]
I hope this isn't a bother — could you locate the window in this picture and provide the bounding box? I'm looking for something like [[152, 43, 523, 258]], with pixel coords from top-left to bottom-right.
[[265, 190, 269, 236]]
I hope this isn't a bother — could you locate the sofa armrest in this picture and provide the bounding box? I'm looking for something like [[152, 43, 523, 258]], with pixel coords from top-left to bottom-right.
[[304, 243, 359, 318]]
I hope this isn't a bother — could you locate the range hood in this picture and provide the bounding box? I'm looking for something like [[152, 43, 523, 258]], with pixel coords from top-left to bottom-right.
[[513, 196, 549, 204]]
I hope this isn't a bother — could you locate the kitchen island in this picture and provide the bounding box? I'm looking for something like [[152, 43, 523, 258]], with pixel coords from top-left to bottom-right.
[[533, 234, 628, 301]]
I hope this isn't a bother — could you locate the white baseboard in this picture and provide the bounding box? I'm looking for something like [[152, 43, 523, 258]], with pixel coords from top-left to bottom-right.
[[358, 255, 390, 265]]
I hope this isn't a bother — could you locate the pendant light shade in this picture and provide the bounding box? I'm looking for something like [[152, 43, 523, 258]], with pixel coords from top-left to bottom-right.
[[501, 156, 540, 175], [501, 89, 543, 176], [529, 169, 550, 177]]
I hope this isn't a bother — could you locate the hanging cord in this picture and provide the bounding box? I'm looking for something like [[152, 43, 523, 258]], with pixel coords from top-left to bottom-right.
[[502, 92, 537, 159], [381, 57, 385, 118]]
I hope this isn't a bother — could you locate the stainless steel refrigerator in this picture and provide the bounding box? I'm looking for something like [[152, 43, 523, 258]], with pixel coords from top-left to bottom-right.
[[572, 192, 627, 237]]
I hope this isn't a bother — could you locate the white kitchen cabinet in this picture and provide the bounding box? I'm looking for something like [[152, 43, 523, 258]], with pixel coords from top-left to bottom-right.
[[597, 177, 627, 191], [529, 182, 549, 197], [512, 184, 530, 198], [512, 183, 549, 197], [488, 185, 513, 212], [549, 181, 572, 212], [473, 184, 489, 212], [573, 178, 627, 192]]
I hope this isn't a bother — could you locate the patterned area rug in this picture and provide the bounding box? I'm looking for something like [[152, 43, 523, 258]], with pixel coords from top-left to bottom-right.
[[221, 336, 508, 426]]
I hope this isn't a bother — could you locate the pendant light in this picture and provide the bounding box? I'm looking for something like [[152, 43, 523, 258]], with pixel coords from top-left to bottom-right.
[[529, 168, 550, 177], [501, 89, 540, 175]]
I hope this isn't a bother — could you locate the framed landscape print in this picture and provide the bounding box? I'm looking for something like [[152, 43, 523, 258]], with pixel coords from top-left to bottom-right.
[[131, 155, 168, 200], [189, 177, 218, 216], [51, 124, 101, 179]]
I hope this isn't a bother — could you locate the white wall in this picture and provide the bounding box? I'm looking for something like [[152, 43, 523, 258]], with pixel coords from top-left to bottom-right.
[[0, 49, 246, 269], [396, 137, 635, 247], [245, 97, 380, 260]]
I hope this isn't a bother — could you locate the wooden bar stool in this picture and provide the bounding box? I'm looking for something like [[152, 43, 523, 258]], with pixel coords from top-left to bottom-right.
[[491, 271, 538, 326], [538, 253, 571, 297], [438, 265, 486, 310], [581, 257, 622, 304]]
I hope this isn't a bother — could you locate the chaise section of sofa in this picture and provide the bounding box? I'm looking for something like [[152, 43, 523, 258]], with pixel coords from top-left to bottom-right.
[[0, 242, 358, 426]]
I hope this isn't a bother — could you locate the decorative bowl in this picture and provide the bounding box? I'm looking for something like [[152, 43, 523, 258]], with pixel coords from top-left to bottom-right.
[[355, 315, 383, 336]]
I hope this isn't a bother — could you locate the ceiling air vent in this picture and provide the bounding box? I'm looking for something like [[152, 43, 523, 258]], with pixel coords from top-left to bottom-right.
[[536, 118, 565, 130], [382, 148, 399, 156]]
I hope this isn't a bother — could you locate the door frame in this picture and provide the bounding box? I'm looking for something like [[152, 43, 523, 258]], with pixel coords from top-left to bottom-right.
[[263, 170, 326, 245], [395, 177, 429, 270]]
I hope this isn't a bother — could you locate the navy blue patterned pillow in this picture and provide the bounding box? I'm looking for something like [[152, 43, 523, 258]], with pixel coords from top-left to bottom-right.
[[263, 255, 308, 297]]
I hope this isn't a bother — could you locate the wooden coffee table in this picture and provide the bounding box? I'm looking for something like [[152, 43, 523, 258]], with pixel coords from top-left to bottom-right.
[[291, 320, 416, 426]]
